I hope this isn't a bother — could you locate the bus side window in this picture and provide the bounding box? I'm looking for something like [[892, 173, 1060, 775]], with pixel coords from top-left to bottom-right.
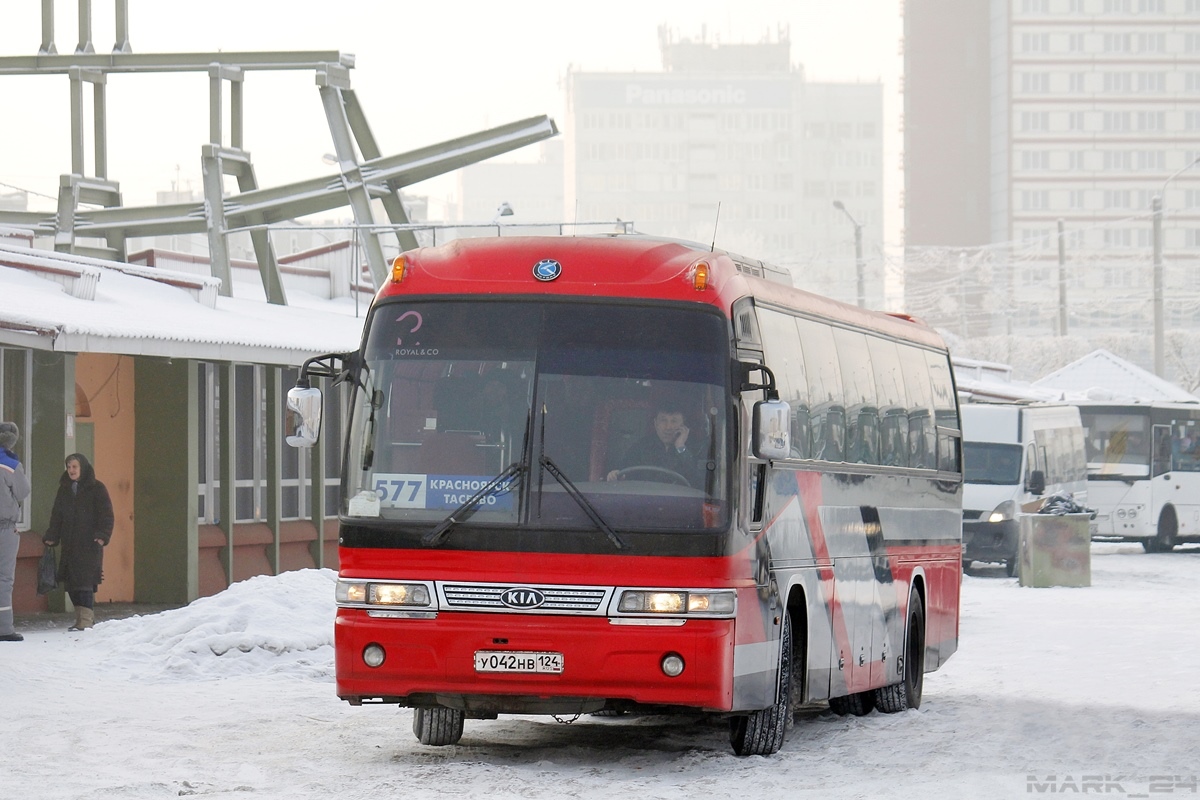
[[756, 307, 811, 459], [867, 337, 909, 468], [833, 329, 879, 465], [898, 345, 935, 469], [926, 350, 960, 474], [797, 317, 844, 462]]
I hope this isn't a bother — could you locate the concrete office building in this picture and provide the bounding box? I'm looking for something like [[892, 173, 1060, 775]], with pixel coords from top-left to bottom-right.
[[905, 0, 1200, 338], [564, 27, 885, 307]]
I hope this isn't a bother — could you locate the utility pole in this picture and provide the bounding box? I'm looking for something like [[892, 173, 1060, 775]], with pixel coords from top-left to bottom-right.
[[1153, 195, 1164, 377], [1057, 218, 1068, 337], [833, 200, 865, 307], [853, 222, 865, 309], [1151, 155, 1200, 378]]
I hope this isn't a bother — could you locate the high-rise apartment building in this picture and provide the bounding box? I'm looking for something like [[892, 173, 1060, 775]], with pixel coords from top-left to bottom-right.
[[905, 0, 1200, 338], [566, 27, 884, 306]]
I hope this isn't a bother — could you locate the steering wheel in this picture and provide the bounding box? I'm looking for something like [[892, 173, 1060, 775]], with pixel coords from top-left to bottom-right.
[[614, 466, 691, 487]]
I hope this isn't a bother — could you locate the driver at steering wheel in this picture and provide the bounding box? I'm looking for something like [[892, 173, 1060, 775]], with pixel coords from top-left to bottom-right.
[[607, 406, 705, 487]]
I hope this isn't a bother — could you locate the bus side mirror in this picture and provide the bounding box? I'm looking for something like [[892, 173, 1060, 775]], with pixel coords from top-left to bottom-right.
[[285, 386, 323, 448], [1026, 469, 1046, 496], [753, 399, 791, 460]]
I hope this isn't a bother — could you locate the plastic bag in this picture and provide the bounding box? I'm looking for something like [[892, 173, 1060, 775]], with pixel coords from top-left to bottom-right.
[[1038, 492, 1096, 519], [36, 544, 57, 595]]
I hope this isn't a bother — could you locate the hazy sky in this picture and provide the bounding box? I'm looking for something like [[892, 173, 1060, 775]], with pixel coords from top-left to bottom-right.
[[0, 0, 901, 235]]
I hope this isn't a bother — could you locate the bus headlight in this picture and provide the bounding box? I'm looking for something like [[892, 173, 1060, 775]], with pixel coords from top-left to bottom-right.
[[616, 589, 736, 617], [336, 580, 433, 608], [370, 583, 430, 606]]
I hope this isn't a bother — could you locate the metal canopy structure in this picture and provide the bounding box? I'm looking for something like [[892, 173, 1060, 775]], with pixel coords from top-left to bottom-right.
[[0, 0, 559, 302]]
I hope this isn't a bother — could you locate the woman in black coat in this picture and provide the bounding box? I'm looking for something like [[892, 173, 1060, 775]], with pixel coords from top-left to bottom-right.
[[43, 453, 114, 631]]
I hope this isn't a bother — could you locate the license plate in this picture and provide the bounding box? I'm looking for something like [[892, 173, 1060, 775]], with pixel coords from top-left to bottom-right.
[[474, 650, 564, 674]]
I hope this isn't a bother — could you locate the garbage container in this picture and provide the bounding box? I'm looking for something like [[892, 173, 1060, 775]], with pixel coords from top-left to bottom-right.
[[1017, 512, 1091, 588]]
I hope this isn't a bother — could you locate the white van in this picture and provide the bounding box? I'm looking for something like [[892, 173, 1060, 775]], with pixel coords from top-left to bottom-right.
[[961, 403, 1088, 575]]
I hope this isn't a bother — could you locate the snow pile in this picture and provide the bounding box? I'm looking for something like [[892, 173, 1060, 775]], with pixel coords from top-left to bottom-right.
[[82, 568, 337, 683]]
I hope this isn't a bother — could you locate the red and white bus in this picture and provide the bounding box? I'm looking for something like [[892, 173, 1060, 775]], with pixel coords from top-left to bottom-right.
[[286, 235, 963, 756]]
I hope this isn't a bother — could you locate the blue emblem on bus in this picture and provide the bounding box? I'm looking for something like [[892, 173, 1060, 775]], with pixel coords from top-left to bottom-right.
[[532, 259, 562, 281]]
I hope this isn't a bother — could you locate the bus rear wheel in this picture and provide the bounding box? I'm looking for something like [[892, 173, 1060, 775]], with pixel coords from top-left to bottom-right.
[[875, 586, 925, 713], [729, 611, 793, 756], [412, 706, 465, 746], [828, 689, 874, 716]]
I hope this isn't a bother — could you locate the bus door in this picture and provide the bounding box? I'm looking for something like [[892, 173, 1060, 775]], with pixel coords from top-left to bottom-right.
[[825, 504, 885, 696], [864, 506, 899, 689], [1153, 421, 1200, 537]]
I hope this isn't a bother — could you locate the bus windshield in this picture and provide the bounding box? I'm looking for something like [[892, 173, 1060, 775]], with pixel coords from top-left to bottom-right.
[[963, 442, 1022, 485], [1080, 410, 1150, 479], [343, 300, 730, 535]]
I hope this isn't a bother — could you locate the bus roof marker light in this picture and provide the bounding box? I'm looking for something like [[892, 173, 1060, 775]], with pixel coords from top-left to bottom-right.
[[692, 261, 710, 291], [391, 255, 408, 283]]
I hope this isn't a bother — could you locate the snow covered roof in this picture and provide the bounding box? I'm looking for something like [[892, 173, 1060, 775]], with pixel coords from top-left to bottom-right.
[[952, 356, 1061, 403], [1032, 348, 1200, 404], [0, 242, 366, 366]]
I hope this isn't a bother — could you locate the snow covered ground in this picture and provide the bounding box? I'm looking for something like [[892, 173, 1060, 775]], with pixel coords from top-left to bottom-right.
[[3, 544, 1198, 800]]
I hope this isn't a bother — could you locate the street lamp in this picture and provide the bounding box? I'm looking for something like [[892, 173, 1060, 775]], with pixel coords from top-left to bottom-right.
[[833, 200, 865, 308], [492, 201, 514, 225], [1152, 155, 1200, 377]]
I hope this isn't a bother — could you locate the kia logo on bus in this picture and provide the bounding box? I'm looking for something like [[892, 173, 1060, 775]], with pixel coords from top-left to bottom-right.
[[532, 259, 562, 281], [500, 588, 546, 609]]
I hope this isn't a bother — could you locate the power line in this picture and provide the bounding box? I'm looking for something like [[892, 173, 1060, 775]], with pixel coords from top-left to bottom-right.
[[0, 180, 56, 202]]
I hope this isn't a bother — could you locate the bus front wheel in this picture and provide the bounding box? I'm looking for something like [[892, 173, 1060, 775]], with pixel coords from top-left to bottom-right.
[[875, 586, 925, 713], [1143, 509, 1178, 553], [729, 611, 793, 756], [412, 706, 465, 746]]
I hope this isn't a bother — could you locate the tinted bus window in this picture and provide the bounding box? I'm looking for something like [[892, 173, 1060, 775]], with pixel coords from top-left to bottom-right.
[[926, 351, 960, 473], [757, 307, 811, 459], [1161, 417, 1200, 473], [834, 329, 879, 465], [796, 317, 844, 462], [898, 345, 935, 469], [867, 337, 909, 468]]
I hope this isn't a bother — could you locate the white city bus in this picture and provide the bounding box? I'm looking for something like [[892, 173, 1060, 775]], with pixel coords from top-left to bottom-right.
[[1079, 402, 1200, 552]]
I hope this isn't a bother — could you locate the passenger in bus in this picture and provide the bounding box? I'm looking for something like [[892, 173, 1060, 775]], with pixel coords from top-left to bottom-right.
[[606, 404, 706, 487]]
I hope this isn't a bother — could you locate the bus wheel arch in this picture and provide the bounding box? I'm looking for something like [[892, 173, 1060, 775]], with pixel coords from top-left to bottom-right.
[[1145, 506, 1178, 553], [875, 582, 926, 713], [784, 586, 809, 712], [728, 592, 801, 756]]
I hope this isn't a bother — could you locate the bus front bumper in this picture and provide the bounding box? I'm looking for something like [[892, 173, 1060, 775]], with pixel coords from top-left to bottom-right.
[[334, 610, 737, 714]]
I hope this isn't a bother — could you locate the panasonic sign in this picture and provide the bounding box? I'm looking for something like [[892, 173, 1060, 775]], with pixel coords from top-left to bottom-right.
[[624, 84, 748, 106]]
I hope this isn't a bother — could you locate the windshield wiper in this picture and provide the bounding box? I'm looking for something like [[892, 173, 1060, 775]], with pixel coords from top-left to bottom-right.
[[423, 460, 525, 547], [539, 455, 627, 551]]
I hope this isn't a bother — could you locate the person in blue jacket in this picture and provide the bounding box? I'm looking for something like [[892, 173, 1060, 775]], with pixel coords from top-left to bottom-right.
[[0, 421, 32, 642]]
